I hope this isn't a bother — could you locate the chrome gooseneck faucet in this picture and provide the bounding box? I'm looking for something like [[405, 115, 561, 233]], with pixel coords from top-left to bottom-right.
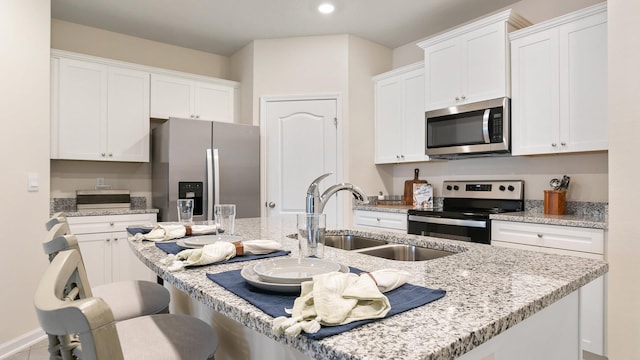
[[305, 172, 369, 214]]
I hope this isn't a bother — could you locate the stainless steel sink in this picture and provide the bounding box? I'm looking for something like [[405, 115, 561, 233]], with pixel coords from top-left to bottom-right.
[[355, 244, 454, 261], [324, 234, 388, 250]]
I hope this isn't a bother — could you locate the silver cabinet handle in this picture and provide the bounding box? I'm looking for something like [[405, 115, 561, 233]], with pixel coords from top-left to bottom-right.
[[376, 218, 381, 222], [195, 115, 200, 119], [552, 143, 557, 147], [400, 155, 405, 160], [461, 95, 466, 100], [537, 233, 543, 238], [268, 202, 276, 208], [109, 222, 114, 226], [561, 142, 566, 146], [101, 153, 106, 157], [455, 96, 460, 101], [108, 153, 113, 157]]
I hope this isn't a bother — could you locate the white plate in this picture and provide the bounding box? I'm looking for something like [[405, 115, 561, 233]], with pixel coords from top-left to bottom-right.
[[253, 258, 341, 284], [183, 235, 242, 246], [241, 262, 349, 293]]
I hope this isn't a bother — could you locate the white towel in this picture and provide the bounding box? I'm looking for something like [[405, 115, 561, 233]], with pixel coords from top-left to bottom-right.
[[272, 269, 410, 337], [189, 225, 218, 235], [162, 240, 282, 271], [129, 224, 186, 242]]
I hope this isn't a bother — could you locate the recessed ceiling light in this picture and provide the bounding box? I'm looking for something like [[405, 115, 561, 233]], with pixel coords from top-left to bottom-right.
[[318, 3, 335, 14]]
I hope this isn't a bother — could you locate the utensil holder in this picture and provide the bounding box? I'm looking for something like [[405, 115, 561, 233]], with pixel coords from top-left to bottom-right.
[[544, 190, 566, 215]]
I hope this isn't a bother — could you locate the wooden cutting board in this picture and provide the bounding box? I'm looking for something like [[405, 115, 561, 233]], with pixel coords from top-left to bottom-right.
[[404, 168, 428, 205]]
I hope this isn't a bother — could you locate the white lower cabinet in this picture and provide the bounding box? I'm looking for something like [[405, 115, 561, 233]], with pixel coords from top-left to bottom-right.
[[353, 210, 407, 233], [492, 220, 606, 357], [66, 214, 157, 287]]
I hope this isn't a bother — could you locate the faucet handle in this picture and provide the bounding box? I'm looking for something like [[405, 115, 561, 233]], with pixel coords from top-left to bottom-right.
[[306, 172, 333, 195]]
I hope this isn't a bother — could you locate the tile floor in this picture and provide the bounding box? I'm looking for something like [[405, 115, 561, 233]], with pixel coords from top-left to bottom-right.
[[4, 339, 49, 360]]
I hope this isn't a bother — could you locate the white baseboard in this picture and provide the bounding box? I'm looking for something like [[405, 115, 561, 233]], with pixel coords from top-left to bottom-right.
[[0, 328, 46, 359]]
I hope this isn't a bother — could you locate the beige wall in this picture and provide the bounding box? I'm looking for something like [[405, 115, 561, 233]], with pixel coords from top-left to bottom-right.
[[0, 0, 51, 346], [52, 19, 230, 79], [346, 36, 394, 196], [229, 42, 255, 125], [607, 0, 639, 357]]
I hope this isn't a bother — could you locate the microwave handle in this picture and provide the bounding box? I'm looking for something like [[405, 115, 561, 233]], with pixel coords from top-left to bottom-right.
[[482, 109, 490, 143]]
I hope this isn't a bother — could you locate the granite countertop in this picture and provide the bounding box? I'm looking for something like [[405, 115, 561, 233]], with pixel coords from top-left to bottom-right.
[[354, 203, 608, 229], [61, 208, 160, 217], [129, 217, 607, 360], [490, 211, 607, 230]]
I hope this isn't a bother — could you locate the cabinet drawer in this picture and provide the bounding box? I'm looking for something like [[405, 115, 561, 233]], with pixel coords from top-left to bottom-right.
[[492, 220, 604, 255], [67, 214, 157, 234], [353, 210, 407, 231]]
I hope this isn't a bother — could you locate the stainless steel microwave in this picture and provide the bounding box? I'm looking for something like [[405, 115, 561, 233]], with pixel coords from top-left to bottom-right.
[[425, 97, 510, 159]]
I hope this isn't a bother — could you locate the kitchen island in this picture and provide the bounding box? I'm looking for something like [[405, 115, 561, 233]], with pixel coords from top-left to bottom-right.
[[129, 217, 607, 360]]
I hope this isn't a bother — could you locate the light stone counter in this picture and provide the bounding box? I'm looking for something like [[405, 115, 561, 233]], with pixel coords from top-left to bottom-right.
[[129, 217, 607, 360]]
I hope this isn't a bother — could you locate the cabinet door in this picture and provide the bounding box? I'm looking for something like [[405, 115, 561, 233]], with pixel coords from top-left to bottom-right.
[[463, 22, 509, 103], [194, 81, 234, 122], [150, 74, 193, 119], [111, 231, 155, 282], [511, 28, 561, 155], [559, 12, 608, 153], [424, 38, 463, 111], [374, 77, 403, 163], [76, 233, 111, 287], [58, 58, 108, 160], [107, 67, 150, 162], [580, 275, 605, 355], [401, 69, 428, 162]]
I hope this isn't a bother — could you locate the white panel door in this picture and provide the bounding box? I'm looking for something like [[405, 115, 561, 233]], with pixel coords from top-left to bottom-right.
[[424, 38, 462, 111], [265, 99, 339, 226], [150, 74, 193, 119], [111, 231, 155, 282], [107, 66, 150, 162], [401, 69, 427, 162], [511, 29, 560, 155], [194, 81, 234, 122], [58, 58, 108, 160], [75, 233, 111, 287], [560, 13, 608, 152], [374, 77, 402, 163], [464, 22, 507, 103]]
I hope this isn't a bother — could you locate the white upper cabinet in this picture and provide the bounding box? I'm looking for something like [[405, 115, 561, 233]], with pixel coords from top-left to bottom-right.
[[374, 62, 429, 164], [150, 73, 235, 122], [418, 10, 531, 111], [52, 56, 150, 162], [510, 3, 607, 155]]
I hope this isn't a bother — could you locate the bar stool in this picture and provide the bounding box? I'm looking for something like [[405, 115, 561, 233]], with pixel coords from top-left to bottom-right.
[[44, 215, 171, 321], [35, 249, 218, 359]]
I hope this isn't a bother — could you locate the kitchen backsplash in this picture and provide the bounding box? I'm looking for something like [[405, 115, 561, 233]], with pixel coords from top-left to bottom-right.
[[50, 196, 148, 213]]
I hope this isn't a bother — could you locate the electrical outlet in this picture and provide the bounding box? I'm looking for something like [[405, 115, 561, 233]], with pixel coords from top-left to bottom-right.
[[97, 177, 105, 187]]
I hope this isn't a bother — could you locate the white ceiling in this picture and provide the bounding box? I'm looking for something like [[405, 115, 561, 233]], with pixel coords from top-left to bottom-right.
[[51, 0, 521, 56]]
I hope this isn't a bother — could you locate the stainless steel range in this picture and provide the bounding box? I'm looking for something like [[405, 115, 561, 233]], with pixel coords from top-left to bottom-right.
[[407, 180, 524, 244]]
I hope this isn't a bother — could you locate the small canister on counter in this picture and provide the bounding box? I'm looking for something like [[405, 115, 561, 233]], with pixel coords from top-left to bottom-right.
[[544, 190, 566, 215]]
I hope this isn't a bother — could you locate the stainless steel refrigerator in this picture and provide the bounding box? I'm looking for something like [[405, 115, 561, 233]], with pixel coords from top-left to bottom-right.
[[152, 117, 260, 222]]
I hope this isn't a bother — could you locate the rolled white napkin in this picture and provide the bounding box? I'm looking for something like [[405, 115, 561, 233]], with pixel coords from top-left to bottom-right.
[[189, 225, 218, 235], [129, 224, 186, 242], [163, 240, 282, 271], [272, 269, 410, 337]]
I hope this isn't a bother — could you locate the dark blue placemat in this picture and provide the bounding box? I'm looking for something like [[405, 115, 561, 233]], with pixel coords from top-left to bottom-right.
[[155, 242, 291, 264], [207, 268, 446, 340]]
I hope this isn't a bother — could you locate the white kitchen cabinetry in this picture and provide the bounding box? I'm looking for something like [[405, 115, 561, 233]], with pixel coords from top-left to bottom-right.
[[353, 210, 407, 233], [418, 10, 530, 111], [492, 219, 606, 357], [510, 3, 607, 155], [150, 73, 235, 122], [51, 56, 150, 162], [66, 214, 157, 287], [373, 62, 428, 164]]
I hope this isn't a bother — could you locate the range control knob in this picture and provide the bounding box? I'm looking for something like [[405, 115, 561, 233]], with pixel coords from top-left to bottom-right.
[[453, 185, 459, 191], [508, 185, 515, 191], [446, 185, 452, 191], [499, 185, 506, 191]]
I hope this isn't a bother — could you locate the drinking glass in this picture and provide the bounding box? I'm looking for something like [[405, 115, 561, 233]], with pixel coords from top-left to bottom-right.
[[297, 213, 326, 259], [177, 199, 194, 224], [214, 204, 236, 235]]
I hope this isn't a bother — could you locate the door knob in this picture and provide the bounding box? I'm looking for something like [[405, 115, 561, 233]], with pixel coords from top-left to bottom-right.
[[267, 202, 276, 208]]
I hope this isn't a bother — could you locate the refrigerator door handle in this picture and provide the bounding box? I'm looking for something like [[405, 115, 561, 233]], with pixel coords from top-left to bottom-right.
[[206, 149, 214, 221], [213, 148, 220, 207]]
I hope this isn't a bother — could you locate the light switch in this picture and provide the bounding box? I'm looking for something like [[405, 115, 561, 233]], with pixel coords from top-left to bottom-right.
[[28, 173, 39, 192]]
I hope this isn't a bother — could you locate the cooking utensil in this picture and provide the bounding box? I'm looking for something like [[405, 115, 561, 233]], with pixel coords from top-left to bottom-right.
[[549, 178, 561, 190], [404, 168, 428, 206], [559, 175, 571, 190]]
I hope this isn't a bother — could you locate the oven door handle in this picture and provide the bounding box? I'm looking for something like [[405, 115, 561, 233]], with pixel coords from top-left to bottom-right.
[[408, 215, 487, 228]]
